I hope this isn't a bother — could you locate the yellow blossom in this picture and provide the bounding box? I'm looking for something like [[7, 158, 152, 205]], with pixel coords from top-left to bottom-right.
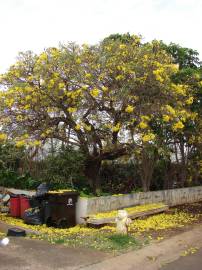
[[142, 133, 155, 142], [75, 124, 81, 130], [119, 44, 126, 49], [153, 69, 164, 83], [5, 98, 14, 108], [125, 105, 134, 113], [16, 115, 23, 121], [172, 121, 184, 131], [185, 97, 194, 105], [0, 133, 7, 141], [85, 73, 92, 79], [166, 105, 176, 116], [112, 123, 121, 132], [101, 86, 108, 92], [82, 85, 88, 90], [141, 115, 151, 121], [163, 115, 170, 122], [90, 88, 99, 98], [90, 203, 165, 219], [31, 140, 41, 147], [75, 58, 81, 64], [67, 107, 77, 113], [115, 74, 125, 81], [16, 140, 26, 147], [58, 82, 65, 89], [139, 122, 148, 129], [171, 84, 187, 96], [24, 104, 30, 110]]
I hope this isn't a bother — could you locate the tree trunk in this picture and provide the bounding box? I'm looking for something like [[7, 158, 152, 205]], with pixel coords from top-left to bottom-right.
[[84, 157, 102, 195], [179, 141, 187, 187], [140, 147, 156, 192]]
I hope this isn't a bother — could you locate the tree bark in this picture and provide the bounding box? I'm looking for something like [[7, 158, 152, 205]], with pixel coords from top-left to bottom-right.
[[84, 147, 128, 194], [84, 157, 102, 195], [140, 148, 156, 192]]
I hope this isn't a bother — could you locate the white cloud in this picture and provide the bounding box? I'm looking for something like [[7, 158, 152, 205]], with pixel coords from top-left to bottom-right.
[[0, 0, 201, 73]]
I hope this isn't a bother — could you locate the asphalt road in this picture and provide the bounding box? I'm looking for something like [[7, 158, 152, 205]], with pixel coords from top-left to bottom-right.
[[1, 223, 202, 270], [0, 236, 110, 270], [161, 247, 202, 270]]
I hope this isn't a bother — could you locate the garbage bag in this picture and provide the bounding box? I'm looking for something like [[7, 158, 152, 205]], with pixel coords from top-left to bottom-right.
[[23, 207, 43, 225], [36, 182, 49, 197]]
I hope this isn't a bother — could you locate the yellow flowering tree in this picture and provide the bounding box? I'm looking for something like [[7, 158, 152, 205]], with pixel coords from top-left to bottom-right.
[[0, 36, 196, 193]]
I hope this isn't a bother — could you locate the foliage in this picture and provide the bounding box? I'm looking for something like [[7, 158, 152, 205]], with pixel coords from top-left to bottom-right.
[[100, 160, 139, 194], [36, 146, 86, 190], [0, 142, 25, 171], [162, 42, 201, 69], [0, 142, 40, 189]]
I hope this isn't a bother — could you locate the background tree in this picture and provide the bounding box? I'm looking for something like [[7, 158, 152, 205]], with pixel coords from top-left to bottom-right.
[[160, 42, 202, 187]]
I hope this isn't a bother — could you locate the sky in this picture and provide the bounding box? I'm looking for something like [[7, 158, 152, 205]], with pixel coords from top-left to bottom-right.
[[0, 0, 202, 73]]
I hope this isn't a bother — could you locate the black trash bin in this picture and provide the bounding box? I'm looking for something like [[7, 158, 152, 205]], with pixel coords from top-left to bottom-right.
[[44, 191, 79, 228]]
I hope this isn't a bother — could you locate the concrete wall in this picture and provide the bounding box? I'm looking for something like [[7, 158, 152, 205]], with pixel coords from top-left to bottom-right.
[[5, 186, 202, 224], [76, 186, 202, 223]]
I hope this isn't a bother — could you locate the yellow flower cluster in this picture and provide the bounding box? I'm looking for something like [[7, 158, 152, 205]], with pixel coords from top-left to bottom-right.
[[181, 247, 199, 257], [171, 84, 187, 96], [66, 89, 82, 99], [0, 133, 7, 141], [153, 68, 164, 83], [130, 211, 198, 232], [15, 140, 26, 147], [90, 88, 99, 98], [85, 73, 92, 79], [115, 74, 125, 81], [172, 121, 184, 131], [101, 86, 108, 92], [125, 105, 134, 113], [67, 107, 77, 113], [162, 115, 170, 122], [185, 96, 194, 105], [0, 207, 198, 237], [75, 124, 81, 130], [30, 140, 41, 147], [142, 133, 155, 142], [139, 122, 148, 129], [112, 123, 121, 132], [90, 203, 165, 219], [166, 105, 176, 116], [48, 189, 76, 194]]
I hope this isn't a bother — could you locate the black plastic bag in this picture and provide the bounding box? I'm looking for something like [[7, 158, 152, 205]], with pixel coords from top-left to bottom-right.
[[23, 207, 43, 225]]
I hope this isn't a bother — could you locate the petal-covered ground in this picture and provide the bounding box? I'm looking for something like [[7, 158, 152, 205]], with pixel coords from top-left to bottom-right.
[[0, 202, 201, 253]]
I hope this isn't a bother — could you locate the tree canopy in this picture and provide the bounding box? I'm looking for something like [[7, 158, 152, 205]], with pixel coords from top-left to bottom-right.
[[0, 34, 201, 193]]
